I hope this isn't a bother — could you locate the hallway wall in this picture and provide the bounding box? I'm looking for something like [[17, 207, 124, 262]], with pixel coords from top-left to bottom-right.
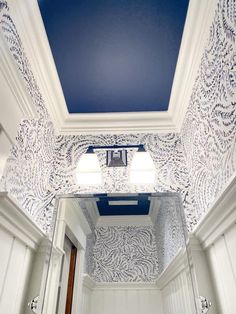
[[1, 0, 236, 236], [0, 0, 236, 297], [180, 0, 236, 222], [92, 226, 159, 282]]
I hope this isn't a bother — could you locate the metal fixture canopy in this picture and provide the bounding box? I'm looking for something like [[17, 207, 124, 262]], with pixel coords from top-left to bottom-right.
[[86, 144, 145, 153], [86, 144, 146, 167]]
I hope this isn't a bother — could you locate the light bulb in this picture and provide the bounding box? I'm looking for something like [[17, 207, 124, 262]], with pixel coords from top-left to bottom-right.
[[130, 151, 156, 184], [76, 153, 102, 185]]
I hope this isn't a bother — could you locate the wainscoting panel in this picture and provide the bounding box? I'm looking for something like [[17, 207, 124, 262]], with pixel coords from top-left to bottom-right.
[[81, 285, 92, 314], [194, 176, 236, 314], [90, 287, 163, 314], [161, 270, 193, 314], [0, 193, 44, 314], [0, 226, 35, 314], [207, 224, 236, 314]]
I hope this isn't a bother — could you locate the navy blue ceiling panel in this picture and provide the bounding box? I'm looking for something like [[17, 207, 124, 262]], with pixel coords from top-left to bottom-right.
[[39, 0, 189, 113], [95, 194, 151, 216]]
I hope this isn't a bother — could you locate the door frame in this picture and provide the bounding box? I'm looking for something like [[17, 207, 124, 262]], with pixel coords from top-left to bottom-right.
[[42, 197, 91, 314]]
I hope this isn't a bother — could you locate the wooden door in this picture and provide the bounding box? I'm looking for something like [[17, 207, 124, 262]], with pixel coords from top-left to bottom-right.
[[65, 245, 77, 314]]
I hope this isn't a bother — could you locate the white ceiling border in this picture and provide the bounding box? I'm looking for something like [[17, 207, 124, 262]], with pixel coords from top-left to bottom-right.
[[7, 0, 216, 135]]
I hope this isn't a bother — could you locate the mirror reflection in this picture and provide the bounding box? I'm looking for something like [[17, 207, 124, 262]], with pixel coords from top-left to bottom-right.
[[40, 193, 197, 314]]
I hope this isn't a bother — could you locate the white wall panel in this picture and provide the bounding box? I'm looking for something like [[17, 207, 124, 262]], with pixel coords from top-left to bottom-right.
[[89, 287, 163, 314], [161, 270, 193, 314], [0, 227, 34, 314], [207, 224, 236, 314], [81, 285, 92, 314], [0, 193, 45, 314]]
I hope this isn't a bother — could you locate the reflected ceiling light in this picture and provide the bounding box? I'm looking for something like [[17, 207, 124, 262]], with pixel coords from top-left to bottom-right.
[[76, 144, 156, 185], [76, 147, 102, 185], [129, 146, 156, 184]]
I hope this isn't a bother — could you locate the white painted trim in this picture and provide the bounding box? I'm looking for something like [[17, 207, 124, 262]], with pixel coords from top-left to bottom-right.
[[156, 248, 189, 289], [7, 0, 216, 134], [0, 33, 37, 121], [82, 274, 158, 290], [0, 192, 44, 250], [82, 274, 96, 290], [95, 281, 159, 290], [43, 198, 90, 314], [169, 0, 216, 131], [61, 198, 92, 236], [96, 215, 153, 227], [82, 195, 161, 227], [193, 174, 236, 249], [149, 197, 161, 224], [82, 199, 100, 227]]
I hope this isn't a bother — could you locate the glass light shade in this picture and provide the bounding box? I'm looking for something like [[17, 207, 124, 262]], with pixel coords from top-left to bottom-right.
[[129, 151, 156, 184], [76, 153, 102, 185]]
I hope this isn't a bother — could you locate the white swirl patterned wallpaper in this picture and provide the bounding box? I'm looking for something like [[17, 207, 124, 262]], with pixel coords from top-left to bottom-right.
[[181, 0, 236, 222], [0, 0, 236, 281], [154, 195, 185, 274], [92, 226, 159, 282], [52, 132, 195, 231]]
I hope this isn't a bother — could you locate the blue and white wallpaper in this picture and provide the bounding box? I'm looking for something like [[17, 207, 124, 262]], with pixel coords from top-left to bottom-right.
[[0, 0, 236, 281], [92, 226, 159, 282], [154, 195, 185, 274], [181, 0, 236, 221]]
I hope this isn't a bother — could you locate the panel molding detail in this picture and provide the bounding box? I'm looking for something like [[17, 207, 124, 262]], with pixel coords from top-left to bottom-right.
[[0, 191, 46, 314], [194, 174, 236, 249], [0, 192, 44, 249]]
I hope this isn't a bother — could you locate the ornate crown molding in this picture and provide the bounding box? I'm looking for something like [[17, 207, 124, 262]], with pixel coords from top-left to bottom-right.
[[5, 0, 217, 134]]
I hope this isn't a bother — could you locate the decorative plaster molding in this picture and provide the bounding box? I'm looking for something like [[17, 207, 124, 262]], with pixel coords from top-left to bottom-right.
[[193, 174, 236, 249], [0, 192, 44, 250], [6, 0, 216, 134]]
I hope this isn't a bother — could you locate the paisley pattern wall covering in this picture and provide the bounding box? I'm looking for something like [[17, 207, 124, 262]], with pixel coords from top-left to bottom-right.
[[92, 226, 159, 282], [154, 195, 185, 274], [52, 132, 196, 231], [181, 0, 236, 221], [0, 0, 236, 281]]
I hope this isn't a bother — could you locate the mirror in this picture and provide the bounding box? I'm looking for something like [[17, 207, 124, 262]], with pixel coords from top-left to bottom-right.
[[37, 193, 198, 314]]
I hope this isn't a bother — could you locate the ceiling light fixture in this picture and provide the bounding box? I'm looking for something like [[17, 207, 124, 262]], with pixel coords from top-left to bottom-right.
[[76, 147, 102, 185], [129, 145, 156, 184], [76, 144, 156, 185]]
